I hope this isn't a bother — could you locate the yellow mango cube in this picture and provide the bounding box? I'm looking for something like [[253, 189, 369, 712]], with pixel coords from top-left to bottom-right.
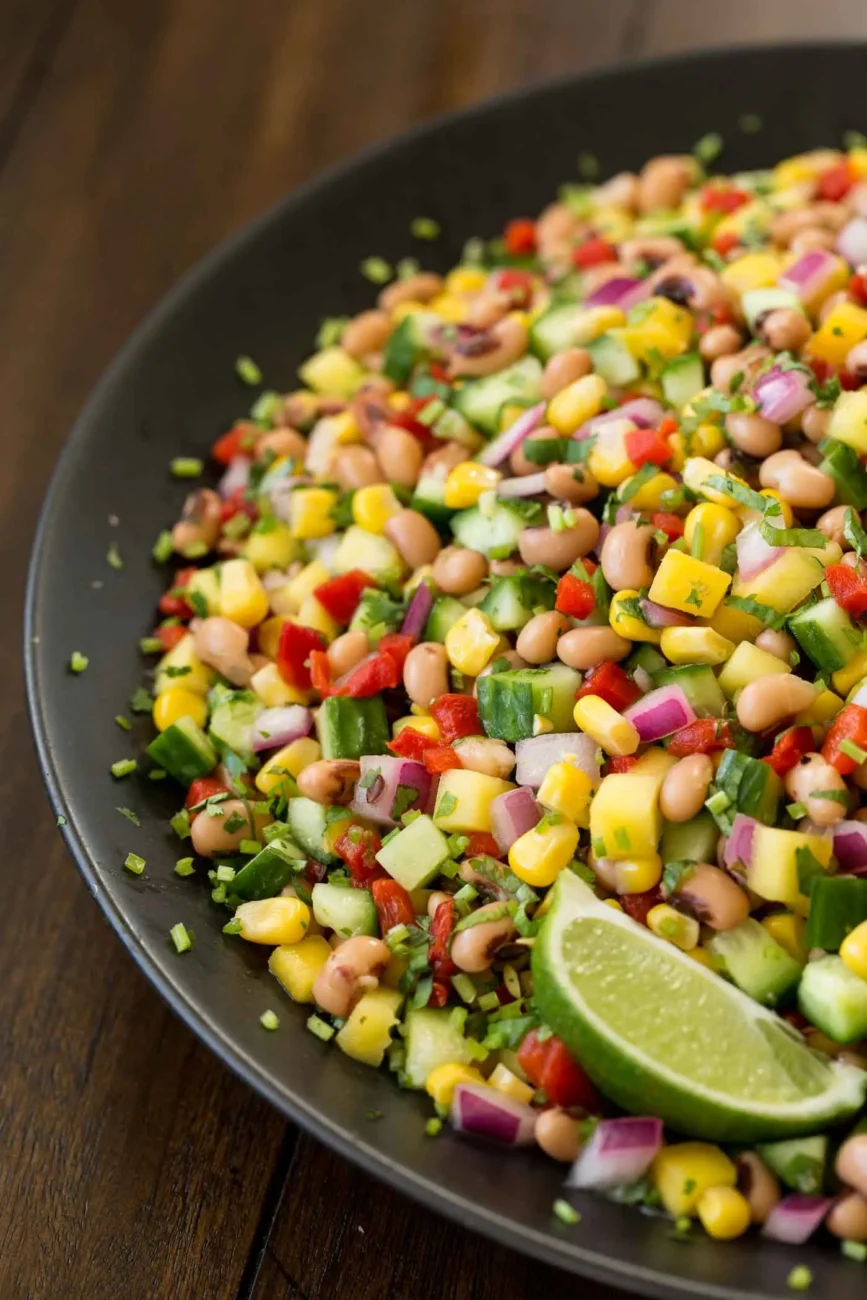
[[720, 252, 783, 293], [828, 389, 867, 456], [426, 1062, 485, 1107], [154, 633, 214, 698], [795, 688, 842, 726], [537, 762, 596, 828], [445, 267, 487, 296], [833, 649, 867, 697], [659, 626, 734, 666], [652, 1143, 736, 1218], [630, 747, 678, 787], [298, 345, 365, 397], [731, 543, 831, 614], [269, 934, 331, 1003], [705, 602, 763, 647], [243, 522, 298, 573], [589, 773, 661, 861], [445, 607, 500, 676], [288, 487, 338, 540], [748, 825, 833, 910], [433, 769, 515, 834], [717, 640, 790, 699], [153, 687, 207, 732], [353, 484, 402, 534], [648, 550, 731, 618], [335, 988, 403, 1067], [809, 301, 867, 366], [255, 738, 321, 794], [186, 565, 222, 616], [269, 559, 331, 616], [616, 297, 692, 362], [251, 661, 310, 706]]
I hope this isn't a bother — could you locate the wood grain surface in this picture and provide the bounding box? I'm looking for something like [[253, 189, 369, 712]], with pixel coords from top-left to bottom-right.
[[3, 3, 866, 1298]]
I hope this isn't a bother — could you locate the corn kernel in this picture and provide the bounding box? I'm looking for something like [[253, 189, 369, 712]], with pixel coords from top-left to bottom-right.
[[429, 293, 468, 323], [696, 1186, 752, 1240], [288, 487, 338, 540], [761, 912, 808, 964], [615, 855, 663, 895], [647, 903, 699, 951], [445, 267, 487, 297], [537, 761, 596, 828], [153, 687, 207, 732], [393, 715, 441, 740], [833, 648, 867, 697], [353, 483, 402, 534], [659, 626, 734, 666], [587, 418, 638, 487], [219, 558, 270, 628], [250, 661, 309, 706], [610, 589, 661, 645], [509, 816, 579, 887], [257, 615, 288, 661], [840, 919, 867, 981], [487, 1063, 535, 1106], [243, 522, 298, 573], [256, 738, 321, 794], [236, 897, 311, 946], [425, 1062, 485, 1107], [688, 946, 714, 969], [651, 1142, 737, 1217], [684, 503, 740, 566], [443, 462, 502, 509], [623, 471, 679, 511], [445, 607, 500, 676], [648, 550, 731, 618], [269, 934, 331, 1003], [573, 695, 640, 757], [547, 373, 607, 435]]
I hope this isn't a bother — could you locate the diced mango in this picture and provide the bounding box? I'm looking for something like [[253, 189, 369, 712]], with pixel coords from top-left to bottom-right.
[[154, 633, 215, 698], [705, 602, 763, 647], [269, 559, 332, 616], [731, 545, 830, 615], [747, 824, 833, 910], [269, 934, 332, 1003], [590, 773, 661, 862], [761, 913, 808, 965], [833, 649, 867, 696], [795, 688, 843, 726], [251, 661, 310, 706], [588, 418, 638, 487], [257, 615, 288, 661], [717, 640, 791, 699], [720, 252, 783, 293], [615, 297, 692, 362], [335, 988, 403, 1067], [298, 345, 365, 397], [243, 522, 298, 573], [809, 301, 867, 366], [296, 594, 341, 642], [648, 550, 731, 618], [433, 770, 515, 834], [256, 738, 321, 794], [288, 487, 338, 540], [652, 1143, 737, 1218]]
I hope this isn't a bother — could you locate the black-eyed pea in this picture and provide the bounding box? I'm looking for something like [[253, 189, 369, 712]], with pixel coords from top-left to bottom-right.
[[736, 674, 818, 733], [403, 641, 450, 707], [659, 755, 714, 823], [836, 1133, 867, 1199], [296, 759, 361, 806], [453, 736, 516, 779], [256, 426, 308, 463], [374, 426, 424, 488], [341, 309, 393, 359], [699, 324, 742, 363], [826, 1193, 867, 1243], [190, 798, 270, 858], [754, 628, 797, 662], [756, 307, 811, 353], [193, 616, 253, 686], [540, 348, 593, 399], [326, 629, 370, 678], [543, 462, 599, 504], [784, 753, 848, 826], [725, 411, 782, 458], [450, 903, 516, 972], [735, 1152, 781, 1225], [637, 155, 696, 213], [517, 511, 599, 571], [447, 317, 528, 379], [384, 508, 441, 567], [556, 626, 632, 671], [600, 520, 656, 591], [333, 445, 386, 492], [816, 504, 851, 549], [758, 449, 835, 510], [312, 935, 391, 1017], [791, 227, 837, 254], [710, 344, 770, 393], [378, 272, 443, 312], [172, 487, 222, 556], [534, 1108, 583, 1163], [516, 611, 572, 665], [432, 545, 489, 595], [671, 862, 751, 931], [801, 403, 832, 444]]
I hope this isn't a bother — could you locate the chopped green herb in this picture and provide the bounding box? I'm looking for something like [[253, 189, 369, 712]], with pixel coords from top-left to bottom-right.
[[391, 784, 420, 820], [260, 1009, 280, 1031], [307, 1013, 336, 1042], [174, 857, 195, 877], [114, 714, 132, 732], [70, 651, 89, 674], [56, 815, 67, 827], [759, 519, 826, 548], [739, 113, 763, 134], [139, 637, 163, 655], [844, 130, 867, 151], [170, 809, 192, 839], [437, 792, 458, 818], [236, 355, 262, 385], [169, 457, 203, 478], [106, 542, 123, 570], [844, 507, 867, 561], [116, 806, 141, 826], [786, 802, 807, 821], [705, 474, 775, 515], [110, 758, 137, 779], [684, 585, 704, 610], [222, 916, 242, 934], [662, 861, 695, 894], [553, 1198, 580, 1225], [787, 1265, 812, 1292], [842, 1240, 867, 1262], [396, 256, 420, 279], [619, 461, 659, 503], [124, 851, 146, 875], [164, 665, 192, 678], [170, 922, 192, 953], [315, 317, 349, 348], [360, 256, 393, 284], [130, 687, 153, 713], [796, 845, 827, 894], [215, 864, 237, 883], [726, 596, 787, 630], [577, 151, 599, 179], [250, 390, 283, 425], [840, 737, 867, 764], [425, 1116, 443, 1137], [152, 530, 174, 563], [239, 839, 262, 856], [694, 132, 723, 166], [410, 216, 441, 239]]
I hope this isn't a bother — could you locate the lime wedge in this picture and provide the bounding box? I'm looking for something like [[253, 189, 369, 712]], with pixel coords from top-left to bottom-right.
[[533, 872, 867, 1141]]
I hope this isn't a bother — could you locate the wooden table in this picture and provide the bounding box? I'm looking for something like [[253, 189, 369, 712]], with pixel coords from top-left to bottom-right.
[[4, 3, 866, 1296]]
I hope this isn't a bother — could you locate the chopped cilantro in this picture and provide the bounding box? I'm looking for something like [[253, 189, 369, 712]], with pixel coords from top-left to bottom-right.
[[787, 1265, 812, 1292], [759, 520, 826, 548], [315, 317, 349, 348], [152, 530, 174, 563], [726, 596, 787, 630], [739, 113, 763, 134], [684, 586, 704, 610], [391, 784, 420, 820], [844, 507, 867, 560], [437, 791, 458, 818], [164, 665, 192, 678], [577, 151, 599, 178], [106, 542, 123, 570], [114, 714, 132, 732], [662, 861, 695, 894], [694, 132, 723, 165], [553, 1198, 581, 1225], [842, 1240, 867, 1262], [236, 355, 262, 385], [619, 461, 659, 503], [706, 473, 776, 515], [116, 806, 141, 826], [129, 687, 153, 713]]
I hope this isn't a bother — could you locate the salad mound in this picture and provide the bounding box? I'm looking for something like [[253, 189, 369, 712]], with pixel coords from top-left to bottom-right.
[[126, 142, 867, 1253]]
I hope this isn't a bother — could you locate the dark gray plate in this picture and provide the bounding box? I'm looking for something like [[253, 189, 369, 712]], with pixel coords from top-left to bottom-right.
[[25, 44, 867, 1300]]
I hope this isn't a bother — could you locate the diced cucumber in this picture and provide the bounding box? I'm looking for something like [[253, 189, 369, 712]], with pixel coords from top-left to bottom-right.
[[424, 595, 467, 643], [586, 332, 641, 386], [741, 289, 804, 332], [451, 499, 542, 559], [522, 437, 588, 466], [798, 955, 867, 1043], [756, 1136, 828, 1195], [382, 311, 440, 385], [209, 691, 262, 765], [375, 814, 451, 891], [529, 303, 605, 362], [477, 664, 581, 741], [316, 695, 390, 761], [789, 596, 864, 674], [147, 717, 217, 786], [432, 406, 481, 449], [819, 439, 867, 510], [660, 811, 719, 864], [661, 352, 705, 409], [626, 643, 668, 679], [451, 357, 542, 435], [478, 571, 556, 632], [402, 1007, 484, 1088], [653, 664, 726, 718], [349, 588, 404, 647], [286, 797, 340, 865], [714, 750, 783, 826], [709, 918, 803, 1007], [806, 876, 867, 951], [411, 473, 455, 528], [311, 882, 377, 936], [230, 839, 305, 901], [333, 526, 402, 586]]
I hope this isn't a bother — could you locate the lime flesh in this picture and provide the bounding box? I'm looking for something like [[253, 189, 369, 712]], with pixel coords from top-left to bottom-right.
[[533, 872, 866, 1141]]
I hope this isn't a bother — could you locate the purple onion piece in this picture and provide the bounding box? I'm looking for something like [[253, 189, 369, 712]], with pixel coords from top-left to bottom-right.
[[515, 732, 600, 789], [832, 819, 867, 873], [490, 786, 541, 852], [252, 705, 313, 753], [451, 1084, 537, 1146], [762, 1195, 832, 1245], [724, 814, 757, 869], [566, 1117, 663, 1191], [584, 277, 648, 311], [400, 581, 434, 642], [778, 249, 840, 302], [638, 598, 695, 629], [478, 402, 547, 468], [623, 685, 696, 743], [218, 455, 251, 499], [352, 755, 433, 828], [736, 520, 783, 580], [498, 472, 548, 498], [753, 364, 814, 424], [838, 216, 867, 267]]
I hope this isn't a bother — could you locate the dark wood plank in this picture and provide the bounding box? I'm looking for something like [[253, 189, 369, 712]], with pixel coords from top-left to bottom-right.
[[641, 0, 867, 52]]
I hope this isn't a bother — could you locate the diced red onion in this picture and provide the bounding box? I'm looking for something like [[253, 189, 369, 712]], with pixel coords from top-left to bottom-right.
[[218, 455, 251, 499], [515, 732, 600, 789], [252, 705, 313, 752], [584, 277, 648, 311], [833, 820, 867, 874], [450, 1084, 537, 1146], [615, 505, 638, 525], [724, 814, 757, 869], [269, 476, 309, 521], [736, 519, 783, 580], [490, 786, 541, 852], [566, 1117, 663, 1191], [838, 217, 867, 267], [498, 472, 548, 497], [576, 398, 664, 442], [478, 402, 546, 468], [762, 1195, 831, 1245], [400, 582, 434, 642], [639, 598, 695, 629], [778, 249, 841, 303], [352, 755, 433, 828], [624, 685, 695, 742], [753, 364, 814, 424]]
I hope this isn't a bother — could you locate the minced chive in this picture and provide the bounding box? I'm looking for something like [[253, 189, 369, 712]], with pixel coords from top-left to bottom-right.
[[787, 1265, 812, 1291], [478, 991, 500, 1012], [235, 355, 262, 385], [106, 542, 123, 570], [250, 390, 282, 424], [553, 1198, 580, 1225], [139, 637, 163, 655], [786, 802, 807, 821], [315, 317, 349, 348], [690, 522, 704, 560], [694, 132, 723, 165], [307, 1013, 335, 1042], [425, 1117, 443, 1137], [410, 216, 440, 239], [577, 151, 599, 178], [705, 790, 731, 815], [149, 768, 166, 781], [124, 852, 145, 875], [169, 457, 203, 478], [170, 922, 192, 953], [57, 815, 67, 826], [70, 651, 89, 673], [842, 1240, 867, 1262], [152, 530, 174, 563], [174, 857, 195, 877], [222, 917, 242, 934], [452, 973, 477, 1004], [110, 758, 137, 779], [239, 839, 262, 856], [260, 1009, 280, 1030], [115, 714, 132, 731], [215, 864, 236, 882], [117, 806, 141, 826], [418, 398, 446, 426], [840, 738, 867, 764], [170, 810, 192, 839], [739, 113, 763, 134], [360, 256, 393, 284]]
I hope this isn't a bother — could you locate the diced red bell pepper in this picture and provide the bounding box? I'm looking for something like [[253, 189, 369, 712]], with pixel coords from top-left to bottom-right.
[[621, 885, 664, 927], [625, 427, 672, 468], [576, 661, 642, 712], [822, 703, 867, 775], [763, 725, 816, 777], [334, 826, 384, 885], [700, 185, 751, 214], [337, 650, 401, 698], [826, 563, 867, 619], [212, 424, 255, 466], [389, 398, 438, 448], [429, 897, 457, 981], [839, 368, 863, 391], [423, 744, 463, 774], [220, 485, 258, 525], [309, 649, 333, 697], [850, 270, 867, 308], [185, 775, 229, 809], [313, 570, 377, 625], [667, 718, 735, 757], [464, 832, 501, 859], [571, 236, 617, 269], [817, 161, 854, 202], [712, 230, 740, 257], [650, 511, 685, 540], [388, 727, 438, 760], [504, 218, 537, 256], [371, 877, 415, 932], [555, 573, 596, 620], [607, 755, 640, 773], [158, 566, 197, 619], [378, 632, 414, 673], [276, 623, 327, 690], [429, 980, 450, 1008], [428, 362, 451, 385], [490, 269, 535, 309], [430, 693, 481, 742], [156, 623, 187, 652], [517, 1030, 599, 1111]]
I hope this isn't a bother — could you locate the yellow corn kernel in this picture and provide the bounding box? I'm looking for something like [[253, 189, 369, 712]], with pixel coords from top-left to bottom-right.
[[591, 206, 634, 243], [587, 418, 638, 488], [153, 687, 207, 732], [243, 522, 298, 574], [573, 695, 640, 757], [761, 912, 808, 964], [236, 897, 311, 946], [610, 589, 662, 645], [443, 462, 501, 509], [696, 1187, 752, 1241], [255, 738, 321, 794], [487, 1062, 535, 1106], [590, 773, 662, 861], [840, 920, 867, 981], [649, 550, 731, 618], [849, 146, 867, 179], [250, 662, 308, 706], [297, 594, 341, 642], [615, 298, 693, 363], [796, 688, 843, 726], [509, 815, 580, 887], [720, 252, 784, 293], [615, 855, 663, 895], [393, 715, 441, 740], [547, 373, 607, 435], [647, 904, 700, 951], [445, 267, 488, 296], [537, 761, 596, 829], [669, 423, 726, 471], [652, 1142, 737, 1218], [219, 558, 270, 629], [622, 471, 679, 511], [288, 487, 338, 540], [425, 1062, 485, 1107], [154, 634, 215, 698], [353, 483, 402, 534], [445, 607, 500, 676], [268, 934, 331, 1003], [684, 503, 740, 566], [257, 615, 288, 661], [429, 293, 468, 323], [659, 626, 734, 667], [833, 648, 867, 697], [390, 300, 425, 321], [603, 898, 624, 911], [688, 946, 714, 969]]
